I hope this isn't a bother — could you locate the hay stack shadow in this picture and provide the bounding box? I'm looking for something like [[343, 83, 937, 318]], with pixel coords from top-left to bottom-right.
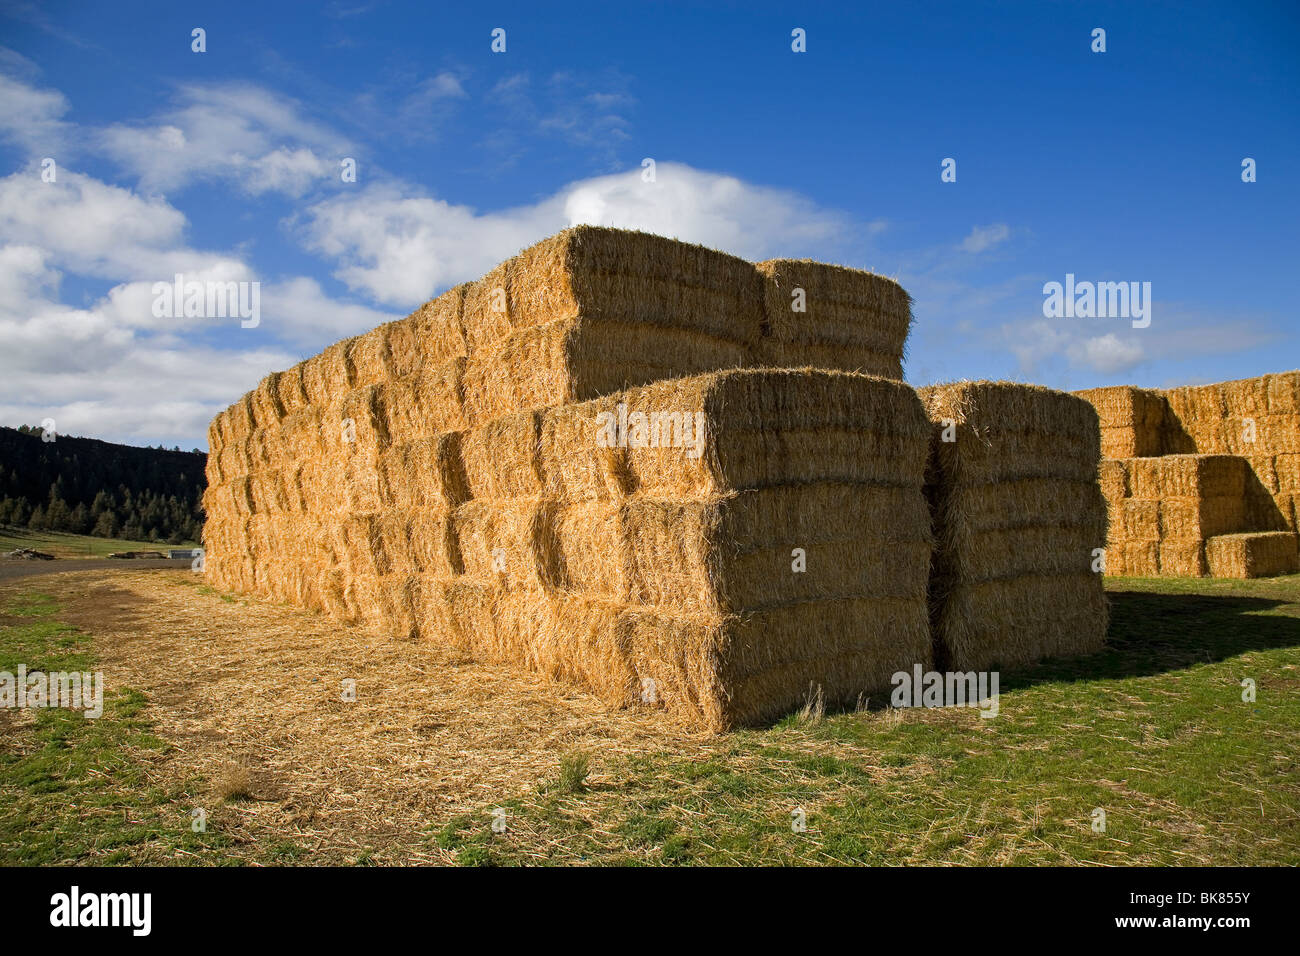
[[997, 588, 1300, 690]]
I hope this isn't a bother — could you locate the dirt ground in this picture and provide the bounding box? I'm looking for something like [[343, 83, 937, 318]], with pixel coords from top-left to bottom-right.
[[2, 568, 702, 863], [0, 557, 189, 583]]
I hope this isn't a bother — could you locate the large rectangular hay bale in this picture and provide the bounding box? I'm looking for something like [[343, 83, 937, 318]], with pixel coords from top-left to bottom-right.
[[919, 381, 1109, 670], [540, 369, 930, 503], [1205, 532, 1300, 578], [754, 259, 910, 378], [461, 226, 764, 356], [1073, 386, 1166, 457]]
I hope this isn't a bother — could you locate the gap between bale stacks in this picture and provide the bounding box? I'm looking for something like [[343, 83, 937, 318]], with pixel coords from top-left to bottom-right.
[[917, 382, 1109, 672]]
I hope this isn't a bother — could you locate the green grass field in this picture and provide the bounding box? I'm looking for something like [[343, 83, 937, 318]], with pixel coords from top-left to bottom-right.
[[1, 574, 1297, 865], [0, 526, 195, 559]]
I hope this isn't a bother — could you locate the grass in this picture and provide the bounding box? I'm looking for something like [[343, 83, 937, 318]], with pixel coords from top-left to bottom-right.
[[0, 525, 196, 559], [1, 572, 1297, 865], [431, 574, 1300, 866], [0, 590, 237, 864]]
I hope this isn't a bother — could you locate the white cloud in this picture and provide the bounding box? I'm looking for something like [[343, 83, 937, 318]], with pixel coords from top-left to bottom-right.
[[296, 162, 850, 307], [98, 84, 347, 196], [1068, 332, 1145, 374], [0, 67, 71, 156], [960, 223, 1011, 254]]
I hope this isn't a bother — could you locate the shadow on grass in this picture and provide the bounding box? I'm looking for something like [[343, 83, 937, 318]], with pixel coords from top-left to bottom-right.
[[1003, 587, 1300, 690]]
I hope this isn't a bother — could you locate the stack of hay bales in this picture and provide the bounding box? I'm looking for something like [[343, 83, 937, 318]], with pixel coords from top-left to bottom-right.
[[917, 382, 1109, 670], [425, 369, 935, 730], [204, 228, 935, 730], [1074, 372, 1300, 579], [1163, 373, 1300, 531], [1101, 455, 1250, 576]]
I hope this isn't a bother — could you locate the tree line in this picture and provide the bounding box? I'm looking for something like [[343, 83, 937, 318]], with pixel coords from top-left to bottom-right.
[[0, 425, 206, 544]]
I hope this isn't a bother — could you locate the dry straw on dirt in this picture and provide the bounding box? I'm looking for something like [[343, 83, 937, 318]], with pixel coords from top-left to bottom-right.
[[917, 381, 1109, 671]]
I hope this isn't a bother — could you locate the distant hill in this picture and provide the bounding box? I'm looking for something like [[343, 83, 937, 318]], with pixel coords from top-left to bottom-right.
[[0, 425, 205, 544]]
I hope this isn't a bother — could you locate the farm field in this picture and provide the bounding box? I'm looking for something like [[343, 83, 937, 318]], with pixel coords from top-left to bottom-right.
[[0, 526, 197, 559], [1, 567, 1296, 866]]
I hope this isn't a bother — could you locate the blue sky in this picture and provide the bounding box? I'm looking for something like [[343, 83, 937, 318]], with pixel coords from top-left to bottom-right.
[[1, 0, 1297, 449]]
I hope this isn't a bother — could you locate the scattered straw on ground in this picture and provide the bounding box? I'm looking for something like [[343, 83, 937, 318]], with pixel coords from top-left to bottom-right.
[[11, 568, 705, 864]]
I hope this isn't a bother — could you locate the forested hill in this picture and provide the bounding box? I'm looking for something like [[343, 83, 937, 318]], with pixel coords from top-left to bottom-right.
[[0, 425, 206, 544]]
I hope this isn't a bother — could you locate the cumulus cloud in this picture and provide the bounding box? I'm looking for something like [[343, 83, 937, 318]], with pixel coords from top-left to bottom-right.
[[0, 161, 396, 446], [296, 162, 851, 307], [98, 83, 347, 196]]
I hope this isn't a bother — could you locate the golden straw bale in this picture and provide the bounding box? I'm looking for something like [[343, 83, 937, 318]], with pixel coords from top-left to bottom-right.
[[342, 458, 383, 513], [1099, 458, 1129, 502], [1205, 532, 1300, 578], [548, 484, 932, 615], [919, 382, 1102, 485], [1218, 375, 1270, 417], [1121, 499, 1160, 541], [461, 226, 764, 356], [460, 410, 544, 499], [920, 381, 1109, 666], [1158, 541, 1207, 577], [460, 317, 751, 426], [1265, 371, 1300, 414], [1275, 454, 1300, 493], [1073, 385, 1167, 428], [754, 259, 910, 378], [277, 407, 324, 463], [1127, 454, 1247, 500], [346, 327, 392, 388], [378, 435, 470, 511], [408, 357, 467, 434], [404, 508, 460, 575], [319, 385, 389, 462], [934, 574, 1106, 671], [621, 596, 931, 731], [453, 499, 548, 588], [1165, 382, 1227, 424], [545, 499, 630, 600], [1122, 541, 1159, 576], [540, 369, 930, 503], [250, 373, 285, 430], [276, 363, 310, 415], [1158, 495, 1246, 540], [301, 341, 352, 408], [402, 284, 469, 368]]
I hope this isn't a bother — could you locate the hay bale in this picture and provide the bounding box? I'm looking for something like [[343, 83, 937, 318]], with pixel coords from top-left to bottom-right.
[[460, 317, 750, 425], [1205, 532, 1299, 578], [546, 484, 932, 615], [1157, 541, 1207, 577], [461, 226, 764, 356], [919, 381, 1109, 670], [539, 368, 929, 503], [378, 435, 470, 511], [754, 259, 910, 378], [1127, 455, 1247, 500], [1073, 386, 1167, 458], [202, 230, 934, 730]]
